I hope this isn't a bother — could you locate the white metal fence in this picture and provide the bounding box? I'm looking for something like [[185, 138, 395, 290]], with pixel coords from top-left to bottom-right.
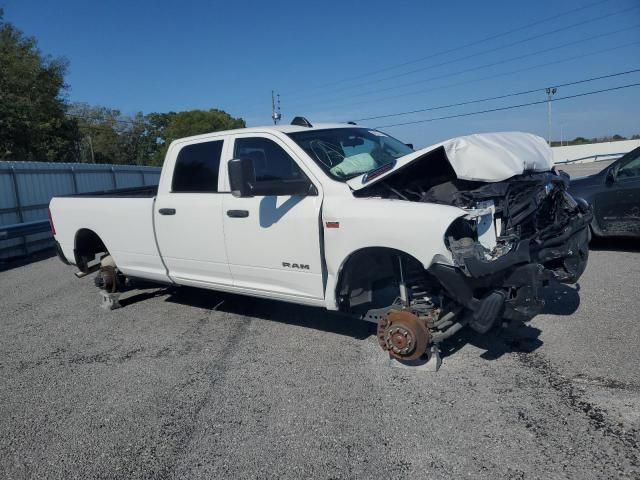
[[552, 139, 640, 164], [0, 161, 161, 260]]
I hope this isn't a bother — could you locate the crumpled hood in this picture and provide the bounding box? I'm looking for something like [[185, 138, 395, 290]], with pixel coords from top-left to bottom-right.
[[347, 132, 553, 191]]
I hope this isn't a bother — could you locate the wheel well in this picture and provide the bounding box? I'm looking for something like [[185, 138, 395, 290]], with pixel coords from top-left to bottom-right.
[[335, 248, 425, 313], [74, 229, 108, 272]]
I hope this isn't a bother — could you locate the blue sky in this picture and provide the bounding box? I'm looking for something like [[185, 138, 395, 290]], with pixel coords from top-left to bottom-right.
[[3, 0, 640, 148]]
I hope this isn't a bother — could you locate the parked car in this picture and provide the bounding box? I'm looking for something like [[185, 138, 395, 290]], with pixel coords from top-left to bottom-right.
[[569, 147, 640, 238], [49, 120, 592, 362]]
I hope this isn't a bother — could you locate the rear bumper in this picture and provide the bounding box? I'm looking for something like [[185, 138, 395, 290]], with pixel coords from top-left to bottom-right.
[[54, 240, 71, 265]]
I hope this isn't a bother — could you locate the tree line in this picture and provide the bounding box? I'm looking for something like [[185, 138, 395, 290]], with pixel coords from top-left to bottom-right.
[[550, 134, 640, 148], [0, 10, 245, 166]]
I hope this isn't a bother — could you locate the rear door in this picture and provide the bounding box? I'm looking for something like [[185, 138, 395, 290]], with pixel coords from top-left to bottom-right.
[[222, 133, 325, 301], [154, 136, 233, 287]]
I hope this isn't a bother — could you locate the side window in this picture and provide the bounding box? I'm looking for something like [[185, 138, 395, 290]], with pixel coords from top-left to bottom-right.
[[617, 153, 640, 179], [172, 140, 224, 192], [234, 137, 305, 182]]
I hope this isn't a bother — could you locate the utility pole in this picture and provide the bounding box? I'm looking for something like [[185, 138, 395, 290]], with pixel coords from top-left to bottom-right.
[[271, 90, 282, 125], [546, 87, 557, 146], [87, 134, 95, 163]]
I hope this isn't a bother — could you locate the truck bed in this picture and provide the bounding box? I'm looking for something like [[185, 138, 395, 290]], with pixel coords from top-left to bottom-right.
[[60, 185, 158, 198], [50, 192, 170, 283]]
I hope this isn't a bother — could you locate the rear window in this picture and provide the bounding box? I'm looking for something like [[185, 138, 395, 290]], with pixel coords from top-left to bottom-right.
[[172, 140, 224, 192]]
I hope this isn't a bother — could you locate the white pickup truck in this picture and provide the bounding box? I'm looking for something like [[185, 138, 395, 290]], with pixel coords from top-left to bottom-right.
[[49, 118, 591, 361]]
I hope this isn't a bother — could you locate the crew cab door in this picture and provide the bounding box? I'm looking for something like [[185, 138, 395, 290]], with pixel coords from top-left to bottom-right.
[[222, 134, 325, 301], [595, 149, 640, 236], [154, 136, 233, 287]]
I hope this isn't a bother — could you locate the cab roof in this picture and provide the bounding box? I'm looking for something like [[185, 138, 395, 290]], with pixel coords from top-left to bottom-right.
[[173, 122, 362, 144]]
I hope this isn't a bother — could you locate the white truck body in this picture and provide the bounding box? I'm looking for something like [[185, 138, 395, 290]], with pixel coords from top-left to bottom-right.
[[50, 122, 591, 359]]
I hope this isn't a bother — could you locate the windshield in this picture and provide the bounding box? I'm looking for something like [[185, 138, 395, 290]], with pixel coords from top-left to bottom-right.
[[287, 128, 413, 181]]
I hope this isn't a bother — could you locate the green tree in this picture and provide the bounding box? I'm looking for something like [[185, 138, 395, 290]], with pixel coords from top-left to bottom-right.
[[0, 10, 79, 160], [68, 103, 124, 163], [571, 137, 589, 145], [68, 106, 245, 165], [1, 10, 244, 165], [119, 112, 156, 165], [147, 109, 245, 165]]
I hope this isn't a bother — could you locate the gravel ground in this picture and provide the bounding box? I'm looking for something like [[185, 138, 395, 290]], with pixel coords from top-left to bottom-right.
[[1, 240, 639, 479]]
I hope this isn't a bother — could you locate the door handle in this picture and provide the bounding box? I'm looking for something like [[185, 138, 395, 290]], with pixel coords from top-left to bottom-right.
[[158, 208, 176, 215], [227, 209, 249, 218]]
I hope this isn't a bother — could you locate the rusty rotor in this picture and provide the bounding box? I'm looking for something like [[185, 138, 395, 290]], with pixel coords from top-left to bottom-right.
[[377, 309, 431, 361], [100, 266, 119, 293]]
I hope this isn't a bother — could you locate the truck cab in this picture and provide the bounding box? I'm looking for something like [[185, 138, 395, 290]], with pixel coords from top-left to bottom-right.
[[154, 125, 328, 305]]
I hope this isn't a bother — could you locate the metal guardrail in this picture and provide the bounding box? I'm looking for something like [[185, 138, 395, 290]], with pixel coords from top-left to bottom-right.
[[0, 161, 160, 260], [0, 220, 51, 241], [555, 152, 626, 165]]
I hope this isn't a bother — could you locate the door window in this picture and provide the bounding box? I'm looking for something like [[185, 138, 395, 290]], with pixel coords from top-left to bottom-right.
[[234, 137, 305, 182], [172, 140, 224, 192], [617, 150, 640, 179]]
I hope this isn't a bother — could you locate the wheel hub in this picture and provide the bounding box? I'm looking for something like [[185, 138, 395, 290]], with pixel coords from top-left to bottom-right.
[[377, 310, 430, 361], [95, 265, 119, 293]]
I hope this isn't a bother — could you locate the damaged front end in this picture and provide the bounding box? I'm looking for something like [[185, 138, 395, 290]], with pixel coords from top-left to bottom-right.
[[353, 133, 592, 363], [432, 171, 592, 332]]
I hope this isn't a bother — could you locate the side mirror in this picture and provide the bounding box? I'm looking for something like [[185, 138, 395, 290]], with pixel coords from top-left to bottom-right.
[[405, 143, 414, 150], [228, 158, 255, 198], [605, 167, 616, 185]]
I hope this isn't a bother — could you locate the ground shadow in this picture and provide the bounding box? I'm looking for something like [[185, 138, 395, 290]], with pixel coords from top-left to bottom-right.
[[438, 280, 582, 361], [119, 283, 550, 361], [117, 277, 586, 363], [589, 236, 640, 253], [122, 284, 374, 341], [0, 248, 56, 273], [119, 288, 174, 307], [439, 321, 543, 361], [542, 281, 581, 316]]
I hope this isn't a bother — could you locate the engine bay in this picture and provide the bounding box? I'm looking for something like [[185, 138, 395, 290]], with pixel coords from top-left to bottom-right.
[[354, 145, 592, 283]]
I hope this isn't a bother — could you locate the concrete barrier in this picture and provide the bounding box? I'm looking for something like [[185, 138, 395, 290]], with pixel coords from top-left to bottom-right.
[[552, 140, 640, 164]]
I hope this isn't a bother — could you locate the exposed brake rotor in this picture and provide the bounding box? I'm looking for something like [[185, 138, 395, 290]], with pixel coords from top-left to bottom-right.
[[96, 265, 119, 293], [377, 309, 431, 361]]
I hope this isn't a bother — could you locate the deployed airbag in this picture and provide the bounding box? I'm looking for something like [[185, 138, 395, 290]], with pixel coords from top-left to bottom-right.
[[347, 132, 553, 190], [441, 133, 553, 182], [330, 152, 378, 177]]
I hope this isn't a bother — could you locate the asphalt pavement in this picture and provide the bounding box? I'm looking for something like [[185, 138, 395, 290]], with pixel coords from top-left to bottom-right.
[[1, 239, 639, 479]]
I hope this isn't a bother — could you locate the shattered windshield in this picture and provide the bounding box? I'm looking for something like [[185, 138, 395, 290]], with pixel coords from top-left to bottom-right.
[[287, 128, 413, 181]]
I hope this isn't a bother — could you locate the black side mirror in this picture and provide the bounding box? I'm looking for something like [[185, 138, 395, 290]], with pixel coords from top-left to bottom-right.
[[405, 143, 414, 150], [229, 158, 255, 198], [605, 167, 616, 185]]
